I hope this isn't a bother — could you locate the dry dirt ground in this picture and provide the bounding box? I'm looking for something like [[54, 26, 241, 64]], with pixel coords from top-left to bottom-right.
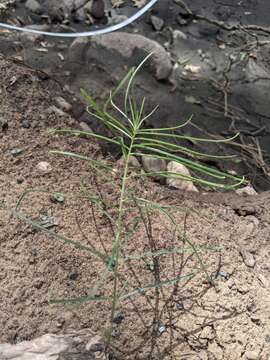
[[0, 57, 270, 360]]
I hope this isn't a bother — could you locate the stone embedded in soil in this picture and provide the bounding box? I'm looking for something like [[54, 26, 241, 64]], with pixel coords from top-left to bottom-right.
[[158, 325, 166, 334], [10, 148, 23, 156], [113, 312, 125, 324], [117, 155, 140, 168], [236, 185, 257, 196], [200, 326, 215, 340], [142, 155, 167, 178], [21, 119, 31, 129], [240, 248, 256, 268], [55, 96, 72, 113], [257, 274, 269, 288], [84, 0, 105, 19], [36, 161, 52, 173], [176, 302, 184, 310], [68, 271, 79, 281], [150, 15, 164, 31], [244, 350, 260, 359], [166, 161, 198, 192], [0, 117, 8, 132]]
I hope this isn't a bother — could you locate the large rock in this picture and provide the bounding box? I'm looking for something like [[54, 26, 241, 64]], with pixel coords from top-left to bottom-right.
[[69, 32, 172, 80], [166, 161, 198, 192]]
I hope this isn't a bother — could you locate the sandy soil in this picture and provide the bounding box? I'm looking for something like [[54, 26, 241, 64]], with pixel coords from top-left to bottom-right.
[[0, 57, 270, 359]]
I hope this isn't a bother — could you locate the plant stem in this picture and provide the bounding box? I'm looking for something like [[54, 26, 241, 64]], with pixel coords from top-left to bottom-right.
[[108, 136, 135, 341]]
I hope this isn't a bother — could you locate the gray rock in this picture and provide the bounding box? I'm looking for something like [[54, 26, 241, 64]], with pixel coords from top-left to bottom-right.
[[117, 155, 140, 168], [240, 249, 256, 268], [246, 59, 270, 82], [150, 15, 164, 31], [68, 271, 79, 281], [142, 155, 167, 176], [25, 0, 42, 14], [200, 326, 215, 340], [21, 119, 31, 129], [69, 33, 172, 81], [84, 0, 105, 19], [10, 148, 23, 156]]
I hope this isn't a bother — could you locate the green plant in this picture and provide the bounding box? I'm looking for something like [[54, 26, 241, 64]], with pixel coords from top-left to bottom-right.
[[48, 54, 243, 341], [1, 54, 244, 355]]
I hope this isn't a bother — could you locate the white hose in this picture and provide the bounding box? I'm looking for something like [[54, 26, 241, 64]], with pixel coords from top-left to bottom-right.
[[0, 0, 159, 37]]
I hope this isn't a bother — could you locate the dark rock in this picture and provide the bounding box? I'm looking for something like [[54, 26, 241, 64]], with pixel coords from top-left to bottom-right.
[[21, 119, 31, 129], [0, 118, 8, 132], [113, 312, 125, 324], [68, 271, 79, 281], [85, 0, 105, 19], [10, 148, 24, 156], [176, 302, 184, 310]]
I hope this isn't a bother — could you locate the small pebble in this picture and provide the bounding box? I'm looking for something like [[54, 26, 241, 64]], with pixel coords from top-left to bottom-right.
[[176, 302, 184, 310], [212, 270, 230, 280], [55, 96, 72, 113], [10, 148, 23, 156], [36, 161, 52, 173], [113, 312, 125, 324], [68, 271, 79, 281], [21, 119, 31, 129], [51, 193, 65, 203], [158, 325, 166, 334], [240, 249, 256, 268], [150, 15, 164, 31]]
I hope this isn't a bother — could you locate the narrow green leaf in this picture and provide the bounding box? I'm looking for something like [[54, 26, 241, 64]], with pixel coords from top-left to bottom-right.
[[3, 204, 108, 262]]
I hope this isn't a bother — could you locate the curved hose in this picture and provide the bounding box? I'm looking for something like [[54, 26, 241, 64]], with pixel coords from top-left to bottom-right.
[[0, 0, 159, 37]]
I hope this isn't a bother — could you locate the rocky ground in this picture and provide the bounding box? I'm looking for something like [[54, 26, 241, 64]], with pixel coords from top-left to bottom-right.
[[0, 1, 270, 359], [0, 53, 270, 359]]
